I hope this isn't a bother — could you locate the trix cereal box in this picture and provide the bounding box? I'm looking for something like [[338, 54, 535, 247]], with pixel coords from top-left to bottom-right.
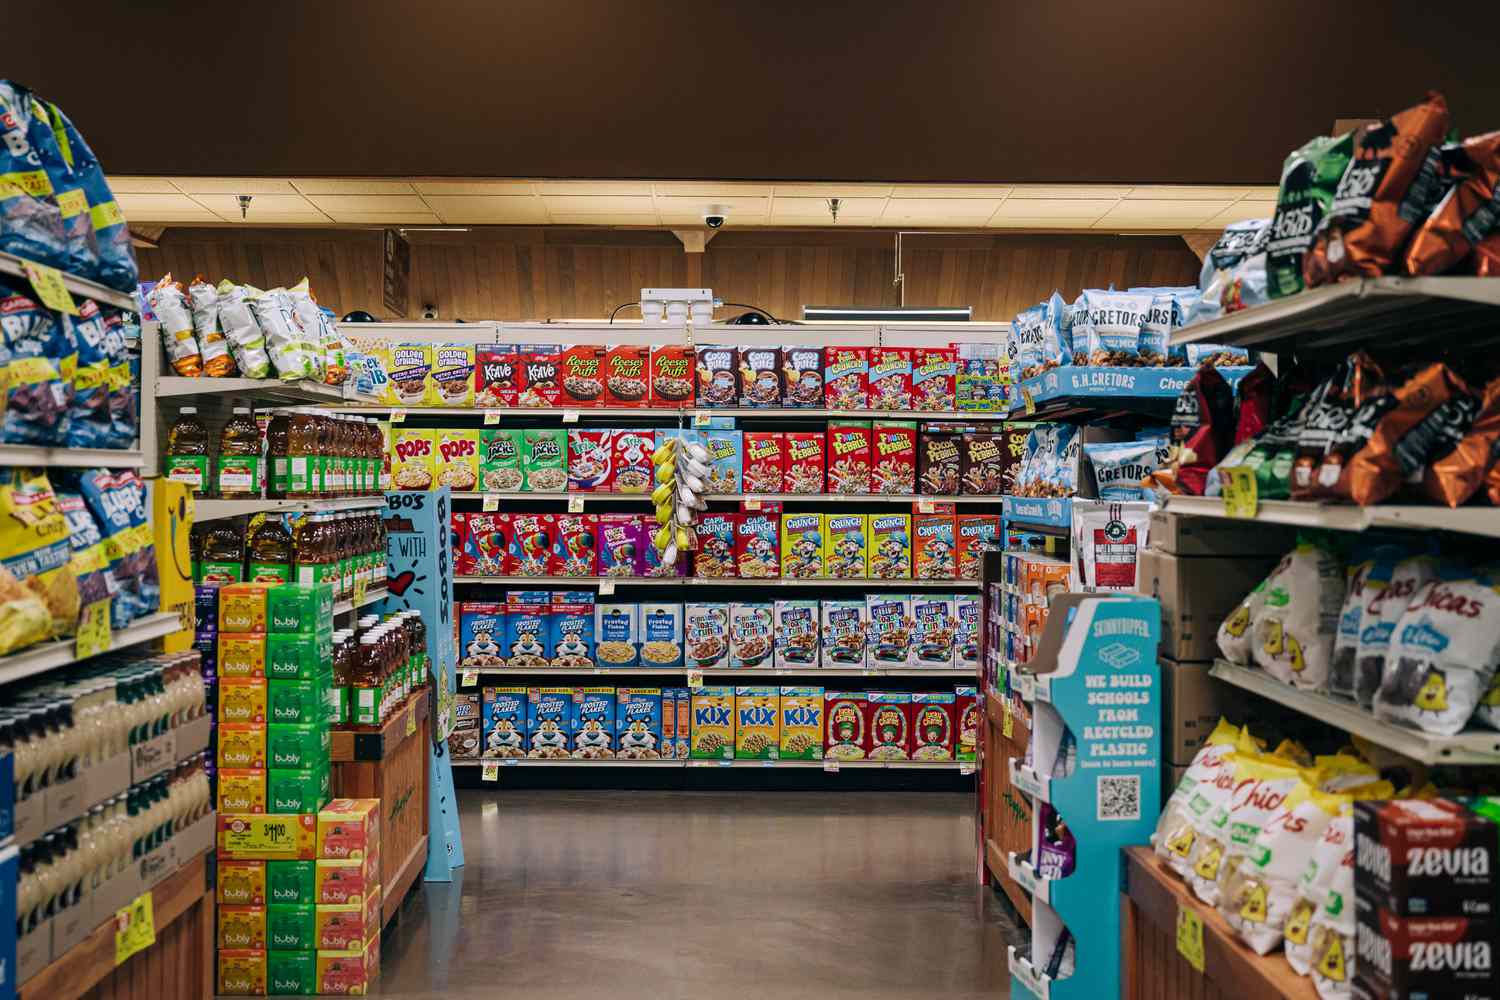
[[598, 513, 645, 577], [871, 420, 917, 494], [825, 346, 869, 410], [779, 687, 824, 760], [518, 345, 562, 407], [482, 687, 526, 758], [912, 347, 957, 411], [730, 602, 774, 668], [559, 344, 605, 407], [567, 428, 614, 492], [504, 513, 556, 577], [912, 594, 957, 668], [826, 420, 873, 494], [526, 687, 573, 758], [648, 345, 694, 405], [695, 513, 737, 578], [955, 514, 1001, 579], [475, 344, 522, 408], [742, 432, 785, 493], [913, 514, 956, 580], [735, 513, 779, 578], [553, 513, 599, 577], [603, 344, 649, 406], [775, 600, 819, 668], [955, 594, 981, 670], [700, 427, 742, 494], [611, 429, 655, 493], [868, 347, 913, 410], [570, 687, 617, 759], [782, 346, 824, 407], [784, 431, 825, 493], [868, 692, 912, 760], [780, 513, 823, 578], [956, 686, 979, 762], [738, 347, 783, 407], [521, 429, 566, 492], [735, 687, 779, 759], [823, 513, 867, 579], [695, 345, 738, 406], [616, 689, 665, 760], [911, 692, 957, 760], [685, 603, 731, 668], [821, 600, 868, 668], [867, 594, 914, 667], [435, 429, 480, 492], [391, 428, 435, 491], [480, 428, 524, 492], [825, 692, 870, 760], [459, 601, 506, 667], [690, 686, 735, 760], [868, 512, 912, 579]]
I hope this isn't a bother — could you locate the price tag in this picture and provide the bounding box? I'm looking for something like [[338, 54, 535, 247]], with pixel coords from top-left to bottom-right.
[[482, 495, 499, 512], [76, 598, 112, 659], [693, 412, 711, 428], [917, 499, 935, 514], [483, 410, 502, 425], [114, 891, 155, 965], [598, 578, 616, 596], [823, 759, 840, 773], [718, 759, 733, 768], [960, 764, 976, 776], [568, 496, 584, 513], [1021, 386, 1037, 416], [862, 668, 879, 676], [21, 258, 80, 315], [504, 757, 519, 766], [460, 670, 477, 687], [1176, 906, 1206, 972], [562, 409, 580, 424], [744, 498, 761, 511], [687, 670, 704, 689], [481, 762, 499, 781], [389, 409, 406, 424], [1002, 697, 1014, 739], [1220, 465, 1258, 519], [353, 576, 368, 609], [405, 709, 417, 738]]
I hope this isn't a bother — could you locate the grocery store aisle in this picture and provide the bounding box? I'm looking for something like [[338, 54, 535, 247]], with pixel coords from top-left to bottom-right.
[[379, 790, 1019, 999]]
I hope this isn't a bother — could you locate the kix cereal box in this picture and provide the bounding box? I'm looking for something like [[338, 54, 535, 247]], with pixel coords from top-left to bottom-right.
[[317, 798, 380, 860], [821, 599, 868, 668], [430, 343, 476, 406], [823, 513, 867, 579], [774, 600, 819, 669], [435, 429, 480, 492], [779, 687, 824, 760], [734, 687, 779, 760], [570, 687, 617, 759], [913, 514, 957, 580], [780, 513, 823, 578], [616, 688, 665, 760], [868, 512, 912, 579], [526, 687, 574, 758], [220, 860, 268, 906], [391, 428, 436, 491], [218, 949, 267, 996], [690, 686, 735, 760]]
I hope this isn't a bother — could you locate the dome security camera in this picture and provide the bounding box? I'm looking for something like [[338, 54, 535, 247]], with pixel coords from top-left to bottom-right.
[[703, 205, 729, 229]]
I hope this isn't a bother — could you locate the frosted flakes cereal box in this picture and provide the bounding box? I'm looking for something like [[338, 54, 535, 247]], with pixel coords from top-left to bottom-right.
[[742, 431, 785, 493], [782, 346, 824, 407], [459, 601, 506, 667], [823, 513, 867, 579], [701, 428, 742, 494], [386, 343, 432, 407], [867, 512, 912, 579], [774, 600, 819, 669], [611, 429, 655, 493], [567, 428, 614, 492], [826, 421, 872, 494], [475, 344, 521, 408], [956, 686, 979, 762], [503, 593, 551, 667], [391, 428, 435, 491], [913, 514, 956, 580], [570, 687, 617, 759], [738, 346, 783, 407], [779, 687, 824, 760], [482, 687, 526, 758], [735, 687, 779, 759], [553, 513, 598, 577], [503, 513, 555, 577], [604, 344, 649, 405], [735, 512, 779, 579], [616, 689, 665, 759], [868, 692, 912, 760], [911, 594, 957, 668], [784, 431, 825, 493], [559, 344, 605, 407], [518, 345, 562, 407], [649, 345, 694, 405], [520, 428, 566, 492], [598, 513, 645, 577], [780, 512, 823, 579], [912, 347, 957, 411], [824, 692, 869, 760], [868, 347, 913, 410], [690, 686, 735, 760], [955, 514, 1001, 580], [911, 692, 957, 760], [867, 593, 914, 667], [821, 599, 868, 668], [730, 602, 774, 668], [955, 594, 981, 671], [694, 345, 738, 406], [871, 420, 917, 494], [694, 513, 737, 578], [549, 595, 594, 667], [480, 428, 524, 492], [526, 687, 573, 759], [824, 346, 869, 410], [594, 603, 639, 668], [435, 429, 480, 492], [639, 602, 684, 668], [430, 343, 476, 406], [685, 602, 730, 668]]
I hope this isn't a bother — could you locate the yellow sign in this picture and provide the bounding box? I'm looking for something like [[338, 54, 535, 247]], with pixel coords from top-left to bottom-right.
[[1176, 905, 1206, 972], [353, 576, 368, 608], [460, 670, 477, 688], [917, 499, 935, 514], [389, 409, 406, 424], [687, 670, 704, 689], [21, 258, 80, 315], [482, 496, 499, 512], [76, 598, 112, 659], [114, 891, 155, 965], [1021, 386, 1037, 416], [567, 495, 584, 513], [562, 409, 580, 424], [744, 498, 762, 511], [1002, 696, 1013, 739], [405, 707, 417, 738], [483, 410, 502, 425], [481, 762, 499, 781], [1220, 465, 1258, 519]]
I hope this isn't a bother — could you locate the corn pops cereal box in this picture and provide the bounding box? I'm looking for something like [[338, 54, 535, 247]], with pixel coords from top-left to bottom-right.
[[911, 692, 957, 760], [821, 599, 868, 668], [867, 512, 912, 579], [911, 594, 957, 668], [611, 429, 655, 493], [871, 420, 917, 494], [913, 514, 956, 580], [700, 427, 742, 494], [825, 692, 869, 760], [430, 343, 475, 406], [823, 514, 867, 579], [386, 343, 432, 407], [955, 514, 1001, 579], [826, 421, 872, 494], [824, 346, 869, 410], [694, 513, 737, 578], [742, 431, 785, 493], [774, 600, 819, 669], [734, 512, 778, 579], [603, 343, 649, 406], [868, 347, 913, 410], [391, 428, 435, 491], [733, 687, 779, 759], [690, 686, 735, 760], [684, 603, 730, 668], [729, 602, 774, 668], [435, 429, 479, 492], [867, 594, 914, 667], [784, 431, 825, 493], [616, 689, 665, 760], [912, 346, 957, 411], [780, 513, 823, 579], [779, 687, 824, 760], [868, 692, 913, 760]]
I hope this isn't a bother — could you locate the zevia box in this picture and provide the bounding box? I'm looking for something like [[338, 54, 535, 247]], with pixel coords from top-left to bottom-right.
[[1354, 799, 1497, 916]]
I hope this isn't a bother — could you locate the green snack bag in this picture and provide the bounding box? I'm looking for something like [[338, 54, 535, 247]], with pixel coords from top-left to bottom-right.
[[480, 428, 524, 492], [1267, 133, 1355, 299], [267, 582, 334, 634], [266, 860, 317, 905], [266, 722, 331, 770], [268, 677, 333, 725], [266, 949, 317, 995], [267, 766, 330, 814], [521, 428, 566, 492], [266, 903, 317, 951], [266, 629, 334, 680]]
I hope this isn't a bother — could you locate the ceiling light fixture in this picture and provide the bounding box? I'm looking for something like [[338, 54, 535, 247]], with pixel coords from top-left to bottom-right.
[[397, 226, 472, 235], [827, 198, 841, 224], [237, 194, 252, 219]]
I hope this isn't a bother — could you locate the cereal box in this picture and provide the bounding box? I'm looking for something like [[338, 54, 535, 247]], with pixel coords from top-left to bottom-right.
[[598, 513, 645, 577], [912, 347, 957, 411], [913, 514, 956, 580], [868, 347, 913, 410], [729, 602, 773, 668], [594, 603, 639, 668], [774, 600, 819, 669], [700, 427, 742, 494], [912, 594, 957, 667], [482, 687, 526, 758], [450, 692, 482, 759], [782, 346, 824, 407], [552, 513, 598, 577], [661, 687, 687, 759], [386, 343, 432, 407], [648, 345, 694, 405], [504, 513, 555, 576], [784, 431, 825, 493], [526, 687, 573, 759], [912, 692, 957, 760], [549, 595, 594, 667], [825, 692, 869, 760], [956, 342, 1003, 412], [458, 602, 506, 667], [690, 686, 735, 760], [611, 429, 655, 493], [738, 346, 783, 407], [734, 687, 779, 759], [742, 432, 785, 493], [459, 513, 504, 575], [503, 593, 552, 666], [867, 512, 912, 579], [639, 602, 684, 668], [955, 514, 1001, 580], [570, 687, 617, 759], [616, 689, 665, 760], [684, 603, 730, 668], [735, 513, 779, 578], [867, 594, 914, 667], [641, 513, 686, 577], [430, 343, 476, 407], [826, 421, 872, 494], [480, 428, 524, 492], [823, 513, 867, 579], [868, 692, 912, 760], [955, 594, 981, 671], [518, 345, 562, 407], [694, 513, 737, 578], [475, 344, 522, 408], [1002, 422, 1033, 489], [780, 513, 823, 578], [960, 431, 1007, 495], [824, 346, 869, 410], [871, 420, 917, 494], [567, 428, 614, 492], [779, 687, 824, 760], [604, 344, 649, 406], [694, 345, 738, 406], [956, 686, 979, 762], [918, 424, 962, 495], [821, 600, 868, 668], [435, 429, 480, 492], [558, 344, 606, 407], [521, 428, 567, 492], [391, 428, 435, 491]]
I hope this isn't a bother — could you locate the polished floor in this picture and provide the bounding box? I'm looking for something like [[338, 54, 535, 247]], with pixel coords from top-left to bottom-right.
[[379, 790, 1020, 999]]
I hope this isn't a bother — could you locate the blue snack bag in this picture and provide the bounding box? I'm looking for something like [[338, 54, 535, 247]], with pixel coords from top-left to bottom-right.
[[0, 82, 71, 270], [42, 100, 137, 292], [64, 300, 112, 448], [1010, 303, 1046, 382], [101, 308, 138, 448], [64, 469, 158, 626], [1084, 439, 1166, 501], [1042, 292, 1074, 369], [0, 278, 70, 445]]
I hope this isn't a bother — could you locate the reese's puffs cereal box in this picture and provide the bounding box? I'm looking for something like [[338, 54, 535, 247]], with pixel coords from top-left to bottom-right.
[[559, 344, 606, 407], [604, 344, 649, 406], [648, 345, 694, 405]]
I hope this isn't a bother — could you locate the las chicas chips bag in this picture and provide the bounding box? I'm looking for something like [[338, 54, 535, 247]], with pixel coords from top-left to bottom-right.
[[1250, 538, 1345, 691], [1425, 377, 1500, 507], [1285, 808, 1353, 976], [1352, 553, 1439, 708], [1153, 721, 1254, 868], [1328, 544, 1405, 701], [147, 274, 202, 377], [1268, 134, 1355, 298], [1304, 92, 1450, 285], [1187, 752, 1308, 907], [1341, 363, 1478, 506]]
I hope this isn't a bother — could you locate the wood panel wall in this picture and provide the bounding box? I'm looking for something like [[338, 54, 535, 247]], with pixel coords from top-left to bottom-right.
[[136, 228, 1200, 324]]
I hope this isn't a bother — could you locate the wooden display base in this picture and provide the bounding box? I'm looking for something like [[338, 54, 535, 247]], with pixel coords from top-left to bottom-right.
[[383, 833, 431, 926], [981, 688, 1032, 926], [1122, 847, 1317, 1000]]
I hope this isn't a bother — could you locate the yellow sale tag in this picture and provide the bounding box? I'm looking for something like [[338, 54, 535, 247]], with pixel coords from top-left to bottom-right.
[[1021, 386, 1036, 416], [21, 258, 80, 315], [1176, 906, 1206, 972], [687, 670, 703, 689], [1002, 697, 1014, 739], [76, 598, 112, 659], [562, 409, 580, 424], [114, 891, 155, 965], [1220, 465, 1258, 519], [461, 670, 477, 687], [405, 708, 417, 738], [389, 409, 406, 424], [481, 763, 499, 781], [568, 496, 584, 513], [693, 412, 711, 428], [598, 578, 616, 596], [353, 576, 368, 608], [744, 499, 761, 511], [483, 410, 502, 425], [482, 496, 499, 512]]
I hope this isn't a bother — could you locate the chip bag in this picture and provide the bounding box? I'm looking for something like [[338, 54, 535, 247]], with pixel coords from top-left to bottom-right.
[[1342, 363, 1478, 507], [1153, 720, 1253, 869], [61, 468, 158, 627], [1294, 353, 1387, 500], [287, 278, 345, 385], [0, 82, 71, 271], [215, 281, 272, 378], [1076, 289, 1152, 366], [100, 308, 138, 449], [1406, 130, 1500, 276], [1163, 362, 1236, 496], [186, 275, 233, 376], [1218, 572, 1270, 665], [22, 93, 96, 281], [1353, 553, 1439, 707], [1268, 134, 1355, 298], [147, 273, 202, 377], [1187, 219, 1271, 326], [1221, 788, 1345, 954], [63, 299, 114, 449], [56, 489, 116, 619], [249, 287, 319, 381], [0, 467, 76, 641], [1251, 539, 1345, 690], [1187, 752, 1307, 907], [1425, 377, 1500, 507], [39, 99, 138, 292], [1285, 807, 1351, 975], [0, 278, 71, 446]]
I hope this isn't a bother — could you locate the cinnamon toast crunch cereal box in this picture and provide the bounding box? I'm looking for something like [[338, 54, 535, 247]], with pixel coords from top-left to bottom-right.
[[734, 686, 779, 760], [823, 513, 867, 579], [780, 512, 823, 579], [821, 600, 868, 668], [684, 603, 730, 668], [435, 429, 480, 492], [774, 600, 819, 669], [690, 686, 735, 760], [911, 594, 957, 668], [779, 687, 824, 760], [867, 594, 914, 668], [867, 512, 912, 579]]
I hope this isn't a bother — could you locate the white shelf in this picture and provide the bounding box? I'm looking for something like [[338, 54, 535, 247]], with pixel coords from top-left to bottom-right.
[[454, 574, 980, 589], [0, 251, 137, 311], [326, 404, 1009, 421], [1008, 758, 1049, 802], [156, 375, 351, 403], [1165, 495, 1500, 539], [453, 757, 969, 771], [334, 587, 389, 618], [0, 444, 142, 468], [0, 611, 181, 686], [452, 491, 1002, 506], [1209, 660, 1500, 765], [193, 495, 387, 521], [464, 667, 976, 678]]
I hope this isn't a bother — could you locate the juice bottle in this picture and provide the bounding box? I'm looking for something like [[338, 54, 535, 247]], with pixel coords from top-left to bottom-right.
[[199, 523, 244, 583], [217, 406, 262, 498], [375, 418, 392, 492], [331, 416, 348, 496], [292, 513, 328, 590], [266, 410, 290, 499], [345, 416, 360, 495], [164, 406, 209, 495], [360, 416, 375, 494], [247, 516, 294, 584]]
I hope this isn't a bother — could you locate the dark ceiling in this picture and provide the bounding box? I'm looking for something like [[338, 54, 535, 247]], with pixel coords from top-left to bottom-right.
[[11, 1, 1498, 185]]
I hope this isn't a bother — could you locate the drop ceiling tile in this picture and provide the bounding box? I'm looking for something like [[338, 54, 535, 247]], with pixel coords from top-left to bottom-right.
[[773, 183, 893, 198], [1125, 186, 1253, 201], [1090, 219, 1207, 231], [414, 180, 536, 196], [303, 195, 433, 220], [170, 177, 299, 194], [424, 195, 549, 223], [986, 218, 1099, 229], [990, 199, 1117, 220], [541, 195, 657, 215], [546, 214, 659, 225], [189, 193, 325, 217], [771, 197, 886, 220], [891, 185, 1013, 199], [534, 181, 655, 196], [655, 195, 769, 219], [1007, 185, 1133, 200], [1201, 201, 1277, 227], [116, 193, 218, 220], [106, 176, 179, 194], [327, 212, 442, 225], [652, 182, 773, 197], [880, 198, 1000, 222], [1095, 200, 1230, 223], [291, 179, 418, 195]]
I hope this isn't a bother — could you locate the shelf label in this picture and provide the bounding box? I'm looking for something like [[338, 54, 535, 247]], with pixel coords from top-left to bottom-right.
[[1021, 386, 1037, 416], [114, 891, 155, 965], [483, 410, 502, 425], [568, 495, 584, 513], [481, 762, 499, 781], [744, 498, 762, 511], [405, 707, 417, 738], [353, 576, 368, 609], [1002, 697, 1014, 739], [687, 669, 703, 689], [389, 409, 406, 424], [562, 409, 580, 424], [1220, 465, 1258, 519], [77, 598, 112, 659], [823, 759, 839, 773], [960, 764, 975, 776], [693, 412, 711, 428], [22, 258, 80, 315], [460, 670, 477, 688], [917, 499, 936, 514], [598, 578, 616, 596], [504, 757, 519, 766], [482, 495, 500, 512], [1175, 906, 1205, 972]]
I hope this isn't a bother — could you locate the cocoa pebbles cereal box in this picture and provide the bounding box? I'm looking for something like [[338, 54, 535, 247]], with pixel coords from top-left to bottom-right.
[[784, 432, 825, 494], [867, 512, 912, 579], [871, 420, 917, 495], [738, 346, 784, 407], [960, 430, 1008, 495], [694, 513, 737, 578], [955, 514, 1001, 580], [824, 692, 870, 760], [610, 429, 655, 494], [475, 344, 522, 408], [517, 345, 562, 407], [826, 421, 873, 494], [868, 347, 913, 410], [918, 424, 962, 495], [825, 346, 869, 410], [648, 345, 694, 406], [913, 514, 956, 580], [558, 344, 606, 407], [822, 514, 867, 579], [782, 346, 824, 407], [603, 344, 649, 406], [734, 512, 779, 579], [780, 513, 823, 579], [742, 432, 785, 494], [912, 347, 957, 411], [694, 345, 738, 407], [567, 428, 614, 492]]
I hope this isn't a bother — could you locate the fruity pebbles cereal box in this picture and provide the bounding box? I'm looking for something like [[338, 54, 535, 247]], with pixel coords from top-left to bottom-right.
[[784, 431, 825, 493], [826, 421, 872, 494], [742, 432, 785, 493], [871, 420, 916, 494]]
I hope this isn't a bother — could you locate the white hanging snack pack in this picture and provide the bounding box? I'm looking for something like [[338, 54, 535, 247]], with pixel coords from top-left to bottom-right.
[[214, 280, 272, 379], [1152, 721, 1246, 870], [1351, 554, 1438, 707], [248, 286, 319, 381], [147, 273, 201, 376], [1218, 573, 1271, 664], [1250, 540, 1344, 690], [1221, 788, 1342, 954], [1283, 809, 1352, 976], [287, 277, 346, 385], [185, 276, 234, 376]]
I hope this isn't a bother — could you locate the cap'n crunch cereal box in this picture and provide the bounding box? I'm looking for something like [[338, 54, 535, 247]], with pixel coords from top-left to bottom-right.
[[780, 513, 823, 579], [954, 514, 1001, 580], [784, 432, 825, 494], [392, 429, 435, 491], [742, 432, 785, 494], [694, 513, 737, 578], [782, 346, 824, 407], [604, 344, 649, 406], [735, 513, 779, 579], [913, 514, 956, 580], [912, 347, 957, 411], [475, 344, 521, 408], [435, 429, 480, 492], [825, 346, 869, 410], [518, 345, 562, 407], [826, 421, 872, 494], [611, 429, 655, 494], [559, 344, 606, 407], [871, 420, 917, 495], [822, 513, 867, 579], [867, 512, 912, 579], [694, 346, 738, 406], [648, 345, 694, 405], [868, 347, 913, 410]]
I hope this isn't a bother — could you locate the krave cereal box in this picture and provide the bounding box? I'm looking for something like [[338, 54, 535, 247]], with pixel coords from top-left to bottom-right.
[[738, 347, 783, 407], [684, 602, 730, 668], [742, 431, 785, 494], [821, 600, 868, 668], [826, 421, 872, 494], [518, 345, 562, 407], [734, 687, 779, 759], [475, 344, 521, 408], [558, 344, 605, 407], [604, 344, 649, 406], [912, 346, 957, 411], [694, 345, 738, 406], [570, 687, 617, 759], [911, 594, 957, 668], [913, 514, 956, 580], [435, 429, 480, 492], [392, 428, 435, 491], [868, 347, 913, 410], [730, 602, 774, 668], [690, 686, 735, 760], [483, 687, 527, 758], [774, 600, 819, 669], [784, 431, 825, 493], [782, 346, 824, 407], [867, 593, 914, 667], [526, 687, 573, 758], [871, 420, 917, 494], [868, 692, 912, 760], [648, 345, 694, 405], [780, 512, 823, 579], [823, 513, 867, 579], [735, 512, 779, 579], [825, 692, 869, 760], [430, 343, 475, 406], [779, 687, 824, 760], [616, 689, 665, 760], [912, 692, 957, 760], [611, 428, 655, 493], [868, 512, 912, 579], [824, 346, 869, 410]]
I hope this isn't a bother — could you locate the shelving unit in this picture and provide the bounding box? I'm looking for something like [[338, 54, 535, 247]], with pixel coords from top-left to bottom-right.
[[452, 758, 968, 770], [193, 494, 388, 521], [333, 586, 390, 618], [0, 611, 182, 686], [449, 490, 1005, 505], [1009, 364, 1254, 421], [326, 404, 1009, 421], [0, 250, 137, 311], [462, 667, 975, 678], [1165, 495, 1500, 539], [455, 574, 980, 589], [156, 374, 353, 403], [0, 443, 144, 468]]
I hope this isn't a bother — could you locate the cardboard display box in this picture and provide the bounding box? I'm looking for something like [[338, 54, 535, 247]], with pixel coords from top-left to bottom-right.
[[1149, 509, 1297, 557], [1160, 657, 1236, 767], [1137, 547, 1279, 662]]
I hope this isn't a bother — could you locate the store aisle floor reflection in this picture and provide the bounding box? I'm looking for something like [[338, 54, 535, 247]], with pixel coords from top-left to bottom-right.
[[379, 790, 1019, 999]]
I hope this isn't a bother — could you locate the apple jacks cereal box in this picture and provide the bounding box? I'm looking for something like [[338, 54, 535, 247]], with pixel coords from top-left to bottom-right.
[[821, 600, 868, 668], [430, 343, 475, 406], [616, 689, 665, 760], [648, 345, 694, 405], [690, 686, 735, 760], [521, 429, 566, 492], [779, 687, 824, 760], [823, 514, 867, 580], [480, 428, 524, 492], [868, 513, 912, 579], [730, 602, 774, 668], [611, 429, 655, 493], [868, 347, 913, 410], [780, 513, 823, 579], [912, 347, 957, 411], [570, 687, 617, 759], [735, 513, 778, 579], [871, 420, 917, 494], [826, 421, 872, 494], [742, 432, 785, 493], [735, 687, 779, 759], [784, 431, 825, 493], [685, 603, 730, 668], [913, 514, 956, 580], [911, 594, 957, 668], [392, 428, 435, 491], [435, 429, 480, 492], [774, 600, 819, 669], [867, 594, 914, 667], [824, 346, 869, 410]]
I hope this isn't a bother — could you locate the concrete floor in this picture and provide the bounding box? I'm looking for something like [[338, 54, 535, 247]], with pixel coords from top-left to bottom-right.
[[378, 790, 1019, 999]]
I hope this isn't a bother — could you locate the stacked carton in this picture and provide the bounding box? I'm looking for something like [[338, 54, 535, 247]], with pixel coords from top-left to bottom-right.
[[314, 800, 383, 994]]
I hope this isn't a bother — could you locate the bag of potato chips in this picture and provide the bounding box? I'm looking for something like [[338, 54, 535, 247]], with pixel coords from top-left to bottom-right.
[[1187, 752, 1307, 907], [0, 468, 76, 641], [1251, 539, 1345, 690], [1153, 721, 1256, 873]]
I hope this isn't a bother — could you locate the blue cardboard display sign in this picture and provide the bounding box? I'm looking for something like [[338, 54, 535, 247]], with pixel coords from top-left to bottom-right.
[[1002, 496, 1071, 531], [1011, 364, 1255, 416]]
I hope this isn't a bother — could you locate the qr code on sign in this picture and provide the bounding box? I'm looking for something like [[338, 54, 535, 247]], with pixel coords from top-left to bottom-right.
[[1097, 775, 1140, 821]]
